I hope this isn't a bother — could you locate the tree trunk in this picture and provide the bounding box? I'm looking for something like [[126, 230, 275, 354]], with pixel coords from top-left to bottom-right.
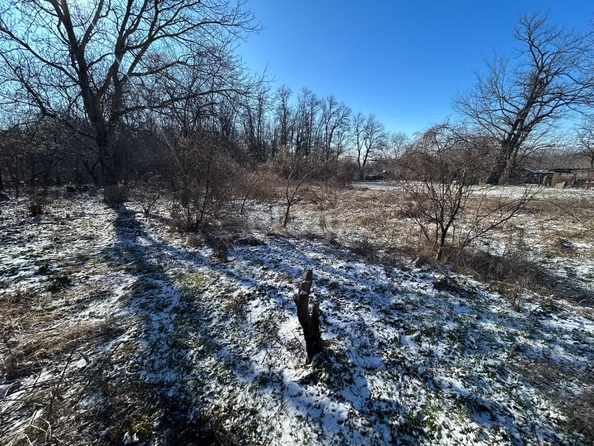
[[93, 122, 118, 187], [283, 202, 291, 228], [294, 270, 323, 364], [487, 154, 506, 185]]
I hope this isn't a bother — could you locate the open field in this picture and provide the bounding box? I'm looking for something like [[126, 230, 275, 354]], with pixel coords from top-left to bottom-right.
[[0, 185, 593, 445]]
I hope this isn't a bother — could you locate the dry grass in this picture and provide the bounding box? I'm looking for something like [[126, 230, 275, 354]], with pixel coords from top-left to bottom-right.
[[2, 318, 124, 378], [515, 359, 594, 444], [279, 184, 594, 314]]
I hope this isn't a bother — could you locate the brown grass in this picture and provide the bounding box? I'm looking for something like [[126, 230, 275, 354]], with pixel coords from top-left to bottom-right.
[[2, 320, 124, 380], [515, 359, 594, 444]]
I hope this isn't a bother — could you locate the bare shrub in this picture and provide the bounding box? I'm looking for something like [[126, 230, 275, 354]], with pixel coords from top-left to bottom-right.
[[184, 234, 205, 248], [169, 136, 239, 232], [334, 157, 358, 187], [445, 244, 548, 295], [399, 124, 532, 260], [235, 166, 282, 214], [27, 193, 50, 216], [204, 233, 234, 262], [103, 185, 128, 207], [273, 147, 319, 228], [132, 174, 164, 216]]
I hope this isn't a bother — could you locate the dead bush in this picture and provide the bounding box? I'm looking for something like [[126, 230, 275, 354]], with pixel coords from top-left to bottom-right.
[[184, 234, 205, 248], [132, 174, 164, 215], [27, 192, 51, 216], [205, 233, 234, 262], [443, 245, 548, 292], [397, 124, 531, 261], [103, 185, 128, 207], [234, 167, 282, 214], [169, 137, 240, 232]]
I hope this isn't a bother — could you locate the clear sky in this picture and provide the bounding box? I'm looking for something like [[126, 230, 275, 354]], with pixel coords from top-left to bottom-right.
[[239, 0, 594, 136]]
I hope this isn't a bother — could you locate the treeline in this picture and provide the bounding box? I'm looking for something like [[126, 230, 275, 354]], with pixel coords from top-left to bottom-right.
[[1, 2, 593, 196], [0, 0, 407, 193], [0, 85, 405, 191]]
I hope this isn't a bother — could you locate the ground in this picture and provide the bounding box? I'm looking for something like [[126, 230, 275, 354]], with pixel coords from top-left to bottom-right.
[[0, 184, 593, 445]]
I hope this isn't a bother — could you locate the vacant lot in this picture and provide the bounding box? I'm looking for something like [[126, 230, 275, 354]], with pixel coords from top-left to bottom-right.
[[1, 185, 593, 445]]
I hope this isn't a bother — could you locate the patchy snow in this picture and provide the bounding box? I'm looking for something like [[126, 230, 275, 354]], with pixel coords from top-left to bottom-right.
[[0, 192, 593, 445]]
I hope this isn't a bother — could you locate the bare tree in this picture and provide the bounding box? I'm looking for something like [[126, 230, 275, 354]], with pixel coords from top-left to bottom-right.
[[352, 113, 387, 179], [388, 132, 410, 159], [403, 124, 532, 261], [280, 159, 311, 228], [294, 88, 319, 158], [273, 85, 293, 156], [317, 95, 351, 162], [242, 84, 271, 162], [0, 0, 258, 186], [575, 116, 594, 168], [455, 12, 594, 184]]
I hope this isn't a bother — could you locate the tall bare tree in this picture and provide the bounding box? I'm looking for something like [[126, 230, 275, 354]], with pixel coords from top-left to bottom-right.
[[0, 0, 258, 185], [294, 88, 319, 157], [455, 12, 594, 184], [575, 116, 594, 168], [274, 85, 293, 154], [388, 132, 410, 159], [352, 113, 387, 179], [317, 95, 351, 162]]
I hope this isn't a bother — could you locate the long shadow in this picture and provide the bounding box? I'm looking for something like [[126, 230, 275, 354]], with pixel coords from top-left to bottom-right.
[[90, 207, 414, 444], [80, 204, 592, 445], [221, 236, 593, 444], [77, 207, 218, 444]]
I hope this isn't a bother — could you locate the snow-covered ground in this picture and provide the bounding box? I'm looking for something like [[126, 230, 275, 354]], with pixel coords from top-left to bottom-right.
[[1, 190, 593, 445]]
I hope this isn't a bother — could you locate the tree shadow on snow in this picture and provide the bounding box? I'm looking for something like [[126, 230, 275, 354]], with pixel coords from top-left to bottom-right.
[[78, 205, 592, 445]]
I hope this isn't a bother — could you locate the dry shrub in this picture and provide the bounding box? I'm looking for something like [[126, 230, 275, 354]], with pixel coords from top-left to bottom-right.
[[103, 185, 128, 207], [27, 192, 51, 216], [299, 184, 339, 216], [354, 210, 389, 229], [170, 137, 239, 231], [131, 174, 164, 215], [443, 245, 548, 291], [333, 157, 358, 187], [184, 234, 205, 248], [204, 233, 234, 262], [236, 166, 282, 206]]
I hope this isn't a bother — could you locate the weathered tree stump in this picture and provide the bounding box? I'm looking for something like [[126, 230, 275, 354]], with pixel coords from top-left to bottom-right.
[[294, 270, 323, 364]]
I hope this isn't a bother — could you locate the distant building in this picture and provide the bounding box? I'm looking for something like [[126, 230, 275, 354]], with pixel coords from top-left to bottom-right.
[[520, 167, 594, 188]]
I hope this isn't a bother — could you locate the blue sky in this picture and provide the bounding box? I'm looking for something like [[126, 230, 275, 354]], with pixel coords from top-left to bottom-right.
[[240, 0, 594, 136]]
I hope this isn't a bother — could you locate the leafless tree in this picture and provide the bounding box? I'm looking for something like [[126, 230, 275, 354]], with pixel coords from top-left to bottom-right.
[[352, 113, 387, 179], [388, 132, 410, 159], [294, 88, 319, 158], [455, 12, 594, 184], [403, 124, 532, 261], [273, 85, 293, 156], [317, 95, 351, 162], [242, 84, 271, 161], [273, 148, 317, 228], [0, 0, 258, 186], [575, 116, 594, 168]]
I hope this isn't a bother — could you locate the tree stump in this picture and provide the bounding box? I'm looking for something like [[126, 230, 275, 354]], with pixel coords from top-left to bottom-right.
[[294, 270, 323, 364]]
